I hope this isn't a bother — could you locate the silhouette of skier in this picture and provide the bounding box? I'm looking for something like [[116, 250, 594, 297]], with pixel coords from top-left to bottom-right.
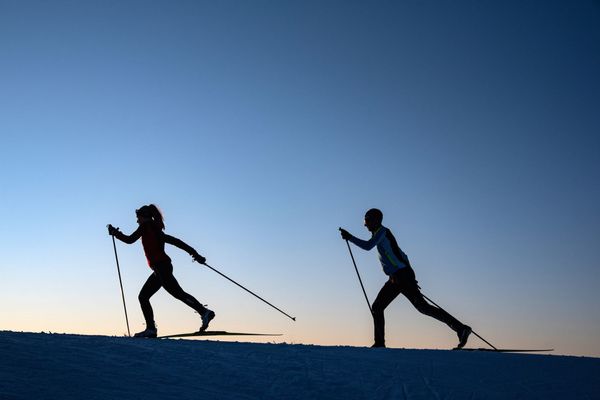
[[340, 208, 471, 348], [108, 204, 215, 338]]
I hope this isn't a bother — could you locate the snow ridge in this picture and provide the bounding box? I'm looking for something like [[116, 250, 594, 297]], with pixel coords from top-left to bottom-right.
[[1, 331, 598, 400]]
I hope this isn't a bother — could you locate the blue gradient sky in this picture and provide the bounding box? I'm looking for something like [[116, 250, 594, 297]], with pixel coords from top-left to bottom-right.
[[1, 1, 599, 356]]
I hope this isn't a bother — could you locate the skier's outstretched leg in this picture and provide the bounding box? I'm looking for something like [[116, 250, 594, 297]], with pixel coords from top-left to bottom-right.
[[154, 262, 214, 331], [371, 279, 402, 348], [404, 287, 463, 330], [400, 274, 471, 347]]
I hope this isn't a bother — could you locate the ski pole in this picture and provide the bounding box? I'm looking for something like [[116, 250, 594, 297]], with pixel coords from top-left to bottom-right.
[[420, 292, 498, 351], [341, 233, 372, 313], [110, 234, 131, 337], [199, 262, 296, 322]]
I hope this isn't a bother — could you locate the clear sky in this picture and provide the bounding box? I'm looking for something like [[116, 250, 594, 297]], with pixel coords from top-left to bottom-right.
[[1, 1, 599, 356]]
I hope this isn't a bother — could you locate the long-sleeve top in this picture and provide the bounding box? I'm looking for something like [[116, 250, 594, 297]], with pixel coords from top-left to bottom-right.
[[113, 221, 197, 268], [348, 225, 411, 276]]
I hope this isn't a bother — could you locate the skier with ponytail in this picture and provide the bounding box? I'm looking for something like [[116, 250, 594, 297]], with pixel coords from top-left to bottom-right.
[[108, 204, 215, 338]]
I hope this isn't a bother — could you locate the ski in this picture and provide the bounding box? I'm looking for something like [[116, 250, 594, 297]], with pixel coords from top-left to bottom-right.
[[158, 330, 282, 339], [454, 347, 554, 353]]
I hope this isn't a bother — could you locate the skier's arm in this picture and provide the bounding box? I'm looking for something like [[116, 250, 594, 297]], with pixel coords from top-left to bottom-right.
[[164, 234, 205, 263], [347, 227, 386, 251], [108, 225, 142, 244]]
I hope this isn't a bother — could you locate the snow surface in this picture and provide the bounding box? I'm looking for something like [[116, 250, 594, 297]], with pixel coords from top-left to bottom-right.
[[1, 331, 599, 400]]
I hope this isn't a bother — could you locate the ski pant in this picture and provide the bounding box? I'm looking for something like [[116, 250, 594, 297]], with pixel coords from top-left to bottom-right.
[[372, 267, 464, 346], [139, 261, 207, 327]]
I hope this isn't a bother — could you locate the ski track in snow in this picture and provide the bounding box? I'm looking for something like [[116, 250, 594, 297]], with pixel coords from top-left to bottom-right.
[[0, 331, 599, 400]]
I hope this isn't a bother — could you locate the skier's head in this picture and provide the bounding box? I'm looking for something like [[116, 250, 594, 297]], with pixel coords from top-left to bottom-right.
[[136, 204, 165, 230], [364, 208, 383, 232]]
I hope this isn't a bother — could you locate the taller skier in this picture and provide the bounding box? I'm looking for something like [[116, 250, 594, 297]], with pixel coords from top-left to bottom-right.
[[340, 208, 471, 349], [108, 204, 215, 338]]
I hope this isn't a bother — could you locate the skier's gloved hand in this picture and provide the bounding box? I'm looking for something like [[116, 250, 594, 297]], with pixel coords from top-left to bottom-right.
[[107, 224, 120, 236], [339, 228, 352, 241], [192, 252, 206, 264]]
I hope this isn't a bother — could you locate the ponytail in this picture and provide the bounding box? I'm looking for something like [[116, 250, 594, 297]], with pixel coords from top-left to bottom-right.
[[149, 204, 165, 230], [136, 204, 165, 230]]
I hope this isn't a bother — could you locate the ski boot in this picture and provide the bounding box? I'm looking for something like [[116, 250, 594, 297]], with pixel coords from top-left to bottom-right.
[[134, 325, 157, 338], [456, 325, 472, 349], [199, 309, 215, 332]]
